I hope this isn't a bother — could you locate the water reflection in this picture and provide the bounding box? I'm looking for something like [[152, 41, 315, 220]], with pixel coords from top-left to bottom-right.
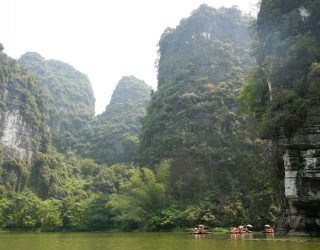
[[228, 232, 274, 240], [1, 232, 319, 250], [229, 233, 245, 240], [193, 234, 211, 239], [265, 233, 275, 239]]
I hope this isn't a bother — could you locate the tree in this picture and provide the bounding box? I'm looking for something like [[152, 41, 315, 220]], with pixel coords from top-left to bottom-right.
[[108, 167, 167, 231]]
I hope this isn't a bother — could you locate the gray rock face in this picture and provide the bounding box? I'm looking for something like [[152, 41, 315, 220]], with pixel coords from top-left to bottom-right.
[[0, 90, 43, 163], [0, 109, 33, 161], [0, 54, 47, 163], [279, 106, 320, 236]]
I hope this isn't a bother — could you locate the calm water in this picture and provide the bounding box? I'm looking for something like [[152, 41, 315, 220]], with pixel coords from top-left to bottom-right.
[[0, 232, 319, 250]]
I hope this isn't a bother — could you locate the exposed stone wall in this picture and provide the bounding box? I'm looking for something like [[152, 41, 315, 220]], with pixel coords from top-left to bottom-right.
[[0, 83, 44, 163], [0, 109, 40, 163], [279, 107, 320, 236]]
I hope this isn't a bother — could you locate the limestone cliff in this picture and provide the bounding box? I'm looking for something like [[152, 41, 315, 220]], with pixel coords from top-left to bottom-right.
[[0, 50, 48, 163], [280, 105, 320, 236]]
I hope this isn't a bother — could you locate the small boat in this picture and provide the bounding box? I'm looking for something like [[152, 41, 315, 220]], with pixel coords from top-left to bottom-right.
[[227, 231, 242, 234], [227, 227, 241, 234], [227, 226, 246, 234], [191, 225, 210, 234], [262, 224, 274, 233]]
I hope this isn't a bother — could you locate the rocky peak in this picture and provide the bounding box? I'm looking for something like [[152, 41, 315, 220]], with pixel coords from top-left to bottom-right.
[[18, 52, 45, 64], [105, 75, 152, 114], [157, 5, 252, 86], [80, 76, 152, 165]]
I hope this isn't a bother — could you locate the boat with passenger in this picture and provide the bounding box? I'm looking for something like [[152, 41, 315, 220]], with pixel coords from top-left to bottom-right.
[[262, 224, 274, 233], [227, 225, 252, 234], [191, 225, 211, 234]]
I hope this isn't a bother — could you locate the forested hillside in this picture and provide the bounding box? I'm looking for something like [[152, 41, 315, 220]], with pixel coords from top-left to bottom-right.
[[0, 5, 279, 231], [1, 2, 318, 234], [157, 5, 253, 86], [19, 52, 95, 153], [78, 76, 152, 165], [0, 51, 156, 231], [140, 5, 278, 227], [0, 5, 279, 232], [239, 0, 320, 138]]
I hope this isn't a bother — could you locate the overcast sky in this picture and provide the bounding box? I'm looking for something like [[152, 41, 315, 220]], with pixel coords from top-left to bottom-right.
[[1, 0, 259, 114]]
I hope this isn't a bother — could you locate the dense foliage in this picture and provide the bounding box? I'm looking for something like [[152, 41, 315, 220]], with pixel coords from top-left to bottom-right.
[[0, 49, 49, 151], [157, 4, 253, 86], [0, 3, 299, 232], [238, 0, 320, 138], [78, 76, 152, 165], [140, 5, 278, 228], [0, 148, 133, 231], [18, 52, 95, 152]]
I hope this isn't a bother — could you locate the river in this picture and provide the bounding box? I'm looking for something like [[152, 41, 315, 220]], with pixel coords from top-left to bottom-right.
[[0, 232, 319, 250]]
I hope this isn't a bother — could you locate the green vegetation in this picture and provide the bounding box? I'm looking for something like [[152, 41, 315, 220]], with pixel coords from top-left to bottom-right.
[[140, 4, 279, 229], [18, 52, 95, 152], [0, 50, 49, 151], [77, 76, 152, 165], [3, 1, 316, 232], [157, 5, 253, 86], [239, 0, 320, 138]]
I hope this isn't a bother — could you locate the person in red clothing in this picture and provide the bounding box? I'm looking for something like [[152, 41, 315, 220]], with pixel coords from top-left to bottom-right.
[[264, 225, 274, 233], [240, 226, 246, 234], [194, 225, 205, 233]]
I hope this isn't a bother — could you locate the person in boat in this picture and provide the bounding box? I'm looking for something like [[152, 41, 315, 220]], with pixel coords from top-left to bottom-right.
[[245, 224, 253, 233], [195, 225, 204, 233], [194, 225, 206, 233], [239, 226, 246, 233], [264, 225, 274, 233]]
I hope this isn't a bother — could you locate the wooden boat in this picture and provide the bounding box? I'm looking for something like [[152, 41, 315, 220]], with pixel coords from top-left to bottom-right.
[[191, 225, 210, 234]]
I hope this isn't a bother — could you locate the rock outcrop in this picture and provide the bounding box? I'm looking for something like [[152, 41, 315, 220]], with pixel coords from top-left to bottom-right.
[[0, 109, 40, 162], [0, 52, 48, 163], [280, 105, 320, 236]]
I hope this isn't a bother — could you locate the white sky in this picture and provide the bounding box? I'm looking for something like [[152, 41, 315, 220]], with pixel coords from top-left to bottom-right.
[[1, 0, 259, 114]]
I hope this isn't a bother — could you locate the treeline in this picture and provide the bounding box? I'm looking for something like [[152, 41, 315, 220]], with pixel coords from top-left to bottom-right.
[[0, 150, 277, 231]]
